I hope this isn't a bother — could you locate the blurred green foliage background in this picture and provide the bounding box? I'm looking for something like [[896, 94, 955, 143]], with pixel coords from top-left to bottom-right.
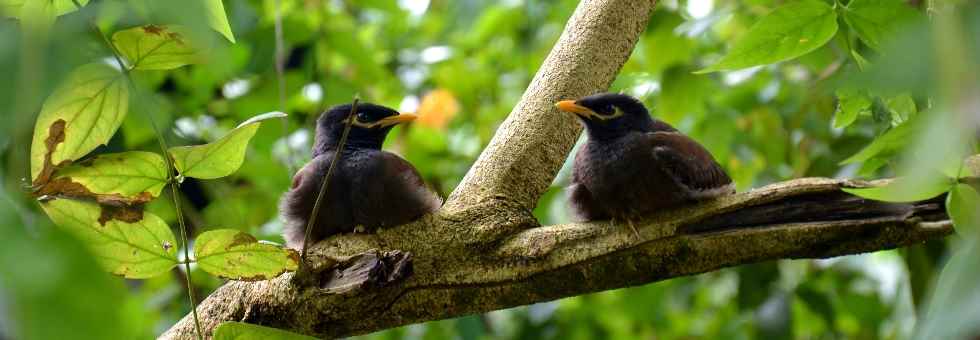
[[1, 0, 978, 339]]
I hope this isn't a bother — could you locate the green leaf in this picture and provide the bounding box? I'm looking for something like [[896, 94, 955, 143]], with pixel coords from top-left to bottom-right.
[[843, 0, 921, 51], [840, 113, 925, 164], [915, 236, 980, 339], [833, 89, 871, 129], [30, 63, 129, 184], [194, 229, 299, 281], [168, 112, 286, 180], [205, 0, 235, 43], [696, 0, 838, 73], [948, 183, 979, 233], [50, 151, 169, 200], [40, 199, 179, 278], [213, 322, 317, 340], [1, 191, 136, 340], [885, 93, 916, 126], [0, 0, 24, 18], [111, 25, 204, 70], [857, 157, 889, 177], [843, 176, 952, 203]]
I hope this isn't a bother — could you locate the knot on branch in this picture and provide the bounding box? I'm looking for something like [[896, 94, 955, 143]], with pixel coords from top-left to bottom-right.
[[298, 249, 413, 294]]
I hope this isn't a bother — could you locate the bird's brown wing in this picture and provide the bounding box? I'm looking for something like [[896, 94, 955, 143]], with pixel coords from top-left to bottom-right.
[[350, 151, 442, 229], [646, 131, 734, 198]]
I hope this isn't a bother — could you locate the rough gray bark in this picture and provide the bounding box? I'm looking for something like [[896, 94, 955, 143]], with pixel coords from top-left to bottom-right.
[[161, 0, 954, 338]]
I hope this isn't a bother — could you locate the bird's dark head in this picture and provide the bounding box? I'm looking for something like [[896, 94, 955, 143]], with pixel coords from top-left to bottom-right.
[[556, 92, 654, 140], [313, 102, 417, 155]]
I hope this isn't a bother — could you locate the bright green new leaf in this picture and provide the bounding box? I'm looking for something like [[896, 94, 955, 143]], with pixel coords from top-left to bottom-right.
[[168, 112, 286, 180], [52, 151, 169, 200], [696, 0, 838, 73], [948, 184, 979, 233], [843, 0, 921, 51], [40, 199, 179, 279], [205, 0, 235, 43], [29, 63, 129, 184], [833, 89, 871, 129], [194, 229, 299, 281], [840, 113, 925, 164], [213, 322, 317, 340], [843, 176, 952, 203], [111, 25, 204, 70]]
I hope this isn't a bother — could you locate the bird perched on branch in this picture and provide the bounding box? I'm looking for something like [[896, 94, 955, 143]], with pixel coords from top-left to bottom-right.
[[556, 93, 734, 234], [280, 103, 442, 249]]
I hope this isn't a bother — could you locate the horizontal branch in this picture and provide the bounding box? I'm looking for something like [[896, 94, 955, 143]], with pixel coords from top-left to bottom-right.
[[161, 178, 952, 339]]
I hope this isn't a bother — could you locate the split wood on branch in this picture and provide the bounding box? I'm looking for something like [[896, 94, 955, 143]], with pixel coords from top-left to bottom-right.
[[161, 0, 953, 338]]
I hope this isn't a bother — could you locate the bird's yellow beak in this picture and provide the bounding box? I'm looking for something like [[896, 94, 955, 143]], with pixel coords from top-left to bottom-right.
[[555, 100, 599, 119], [376, 113, 419, 127]]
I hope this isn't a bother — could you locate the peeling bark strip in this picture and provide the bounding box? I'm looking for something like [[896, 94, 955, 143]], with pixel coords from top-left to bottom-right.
[[162, 0, 953, 338], [318, 250, 413, 294]]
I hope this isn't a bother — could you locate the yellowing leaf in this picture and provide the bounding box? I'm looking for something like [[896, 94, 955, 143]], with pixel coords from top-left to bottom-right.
[[205, 0, 235, 43], [30, 63, 129, 185], [214, 322, 317, 340], [416, 89, 460, 129], [111, 25, 204, 70], [168, 112, 286, 180], [697, 0, 838, 73], [40, 199, 179, 279], [39, 151, 169, 204], [194, 229, 299, 281]]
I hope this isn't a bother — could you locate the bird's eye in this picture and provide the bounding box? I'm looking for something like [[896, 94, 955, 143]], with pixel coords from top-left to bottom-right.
[[356, 112, 370, 122], [605, 106, 615, 115]]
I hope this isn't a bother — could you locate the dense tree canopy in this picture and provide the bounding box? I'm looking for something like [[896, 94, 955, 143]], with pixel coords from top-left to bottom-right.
[[1, 0, 978, 339]]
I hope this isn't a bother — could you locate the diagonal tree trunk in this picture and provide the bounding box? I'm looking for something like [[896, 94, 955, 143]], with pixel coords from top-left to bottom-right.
[[161, 0, 953, 338]]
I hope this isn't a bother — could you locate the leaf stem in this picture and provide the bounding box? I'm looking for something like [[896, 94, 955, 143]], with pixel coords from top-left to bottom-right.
[[299, 98, 358, 266], [274, 0, 295, 176], [74, 6, 204, 338]]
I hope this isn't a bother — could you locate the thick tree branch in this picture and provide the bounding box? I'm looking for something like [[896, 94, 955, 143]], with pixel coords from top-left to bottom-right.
[[161, 0, 957, 338], [443, 0, 657, 214], [161, 177, 952, 339]]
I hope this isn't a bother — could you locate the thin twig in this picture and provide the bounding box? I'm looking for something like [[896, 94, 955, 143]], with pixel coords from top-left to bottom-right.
[[299, 98, 359, 265], [74, 3, 204, 337], [274, 0, 295, 176]]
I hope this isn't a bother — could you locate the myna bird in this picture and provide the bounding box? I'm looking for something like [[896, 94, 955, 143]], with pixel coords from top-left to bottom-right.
[[556, 93, 734, 233], [280, 103, 442, 249]]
